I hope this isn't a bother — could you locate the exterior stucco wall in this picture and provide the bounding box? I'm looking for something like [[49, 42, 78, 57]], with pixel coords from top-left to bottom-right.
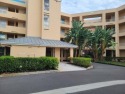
[[26, 0, 42, 37], [41, 0, 61, 40], [10, 46, 46, 57]]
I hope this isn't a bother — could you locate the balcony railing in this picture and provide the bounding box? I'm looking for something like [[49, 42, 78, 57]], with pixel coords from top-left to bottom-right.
[[84, 19, 102, 24], [106, 19, 115, 22], [0, 25, 26, 34], [119, 30, 125, 33], [119, 16, 125, 20], [119, 43, 125, 46]]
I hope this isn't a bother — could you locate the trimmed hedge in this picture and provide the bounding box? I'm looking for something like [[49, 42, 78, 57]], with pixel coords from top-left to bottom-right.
[[0, 57, 59, 74], [72, 57, 92, 68]]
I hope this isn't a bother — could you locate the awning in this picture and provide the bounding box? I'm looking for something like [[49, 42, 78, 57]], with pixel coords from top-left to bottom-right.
[[0, 37, 78, 48]]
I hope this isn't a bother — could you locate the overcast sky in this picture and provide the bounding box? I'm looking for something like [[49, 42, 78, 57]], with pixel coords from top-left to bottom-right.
[[61, 0, 125, 14]]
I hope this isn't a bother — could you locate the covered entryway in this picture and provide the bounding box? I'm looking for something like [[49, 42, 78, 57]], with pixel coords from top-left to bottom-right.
[[60, 48, 74, 61], [0, 37, 77, 60]]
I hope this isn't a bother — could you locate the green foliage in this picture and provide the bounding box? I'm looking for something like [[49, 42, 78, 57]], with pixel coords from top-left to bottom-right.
[[72, 57, 92, 68], [65, 20, 91, 57], [0, 57, 59, 74], [96, 61, 125, 67], [0, 56, 14, 59], [88, 27, 115, 61]]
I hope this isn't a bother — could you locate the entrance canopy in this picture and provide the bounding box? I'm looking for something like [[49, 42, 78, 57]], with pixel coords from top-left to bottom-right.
[[0, 37, 78, 48]]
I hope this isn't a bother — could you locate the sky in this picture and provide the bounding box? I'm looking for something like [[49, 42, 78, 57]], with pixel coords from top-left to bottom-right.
[[61, 0, 125, 14]]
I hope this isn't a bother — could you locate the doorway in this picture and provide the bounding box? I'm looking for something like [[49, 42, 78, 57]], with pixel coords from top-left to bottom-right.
[[46, 48, 55, 57]]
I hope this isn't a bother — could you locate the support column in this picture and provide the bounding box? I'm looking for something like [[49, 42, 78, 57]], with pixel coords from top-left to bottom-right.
[[55, 48, 60, 61], [60, 49, 63, 62], [102, 13, 106, 29], [115, 12, 120, 57], [70, 48, 73, 58]]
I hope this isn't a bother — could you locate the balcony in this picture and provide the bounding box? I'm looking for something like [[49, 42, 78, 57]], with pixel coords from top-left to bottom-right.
[[0, 0, 26, 7], [106, 18, 115, 22], [119, 43, 125, 49], [0, 26, 26, 34], [119, 31, 125, 36], [61, 21, 71, 28], [119, 16, 125, 24], [60, 31, 65, 38], [0, 11, 26, 21], [83, 19, 102, 27], [119, 16, 125, 20]]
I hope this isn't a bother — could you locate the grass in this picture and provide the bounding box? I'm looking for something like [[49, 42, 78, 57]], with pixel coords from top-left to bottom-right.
[[96, 61, 125, 67]]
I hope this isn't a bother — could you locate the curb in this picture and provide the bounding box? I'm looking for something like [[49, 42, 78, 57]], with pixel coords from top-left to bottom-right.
[[0, 70, 59, 78], [86, 65, 94, 70]]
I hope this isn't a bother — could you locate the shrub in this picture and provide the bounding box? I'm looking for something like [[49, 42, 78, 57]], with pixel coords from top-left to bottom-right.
[[72, 57, 92, 68], [0, 57, 59, 74]]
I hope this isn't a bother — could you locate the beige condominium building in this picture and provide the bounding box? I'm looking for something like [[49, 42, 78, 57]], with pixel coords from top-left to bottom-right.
[[0, 0, 125, 61], [61, 4, 125, 58]]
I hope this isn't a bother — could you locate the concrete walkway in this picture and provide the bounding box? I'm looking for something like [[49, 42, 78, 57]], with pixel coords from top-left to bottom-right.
[[58, 62, 86, 72]]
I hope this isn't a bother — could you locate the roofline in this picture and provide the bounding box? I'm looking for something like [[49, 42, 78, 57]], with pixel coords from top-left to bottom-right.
[[0, 43, 78, 48]]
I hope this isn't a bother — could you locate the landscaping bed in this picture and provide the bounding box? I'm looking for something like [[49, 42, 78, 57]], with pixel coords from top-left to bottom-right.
[[96, 61, 125, 67], [0, 56, 59, 74]]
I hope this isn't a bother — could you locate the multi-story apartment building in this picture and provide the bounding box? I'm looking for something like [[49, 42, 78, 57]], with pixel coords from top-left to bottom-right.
[[0, 0, 77, 61], [61, 4, 125, 58], [0, 0, 125, 61]]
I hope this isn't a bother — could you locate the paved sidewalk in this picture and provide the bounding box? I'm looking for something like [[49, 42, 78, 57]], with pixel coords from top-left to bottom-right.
[[58, 62, 86, 72]]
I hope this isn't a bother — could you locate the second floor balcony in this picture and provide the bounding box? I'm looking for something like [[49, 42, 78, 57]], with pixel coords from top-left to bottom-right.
[[0, 25, 26, 34]]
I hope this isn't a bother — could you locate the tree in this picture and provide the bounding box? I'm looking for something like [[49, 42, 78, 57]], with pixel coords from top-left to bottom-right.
[[65, 20, 90, 57], [88, 27, 115, 61], [77, 28, 91, 56]]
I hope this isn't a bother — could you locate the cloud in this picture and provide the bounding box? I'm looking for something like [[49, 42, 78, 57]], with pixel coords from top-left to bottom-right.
[[61, 0, 125, 14]]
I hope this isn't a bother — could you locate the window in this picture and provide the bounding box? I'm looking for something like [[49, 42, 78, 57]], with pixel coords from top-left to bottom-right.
[[0, 47, 4, 56], [61, 18, 65, 24], [44, 0, 49, 11], [0, 20, 7, 28], [44, 14, 49, 29], [8, 20, 15, 26], [8, 7, 15, 12], [61, 29, 65, 32], [0, 6, 7, 13], [0, 33, 6, 40]]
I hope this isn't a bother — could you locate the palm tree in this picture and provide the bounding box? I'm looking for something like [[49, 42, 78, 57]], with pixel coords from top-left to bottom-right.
[[65, 20, 83, 57], [77, 28, 91, 56], [88, 27, 115, 61], [65, 20, 90, 57]]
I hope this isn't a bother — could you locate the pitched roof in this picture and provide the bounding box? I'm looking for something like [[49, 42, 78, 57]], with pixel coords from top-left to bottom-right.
[[0, 37, 77, 48]]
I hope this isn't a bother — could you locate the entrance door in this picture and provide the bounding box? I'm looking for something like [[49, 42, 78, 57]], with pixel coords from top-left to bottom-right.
[[60, 48, 70, 61]]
